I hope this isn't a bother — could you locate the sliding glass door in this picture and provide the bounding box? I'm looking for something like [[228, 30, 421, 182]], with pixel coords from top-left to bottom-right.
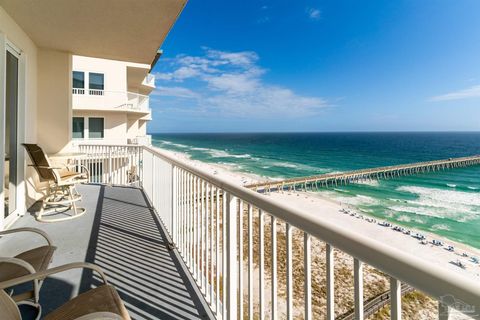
[[4, 48, 19, 219]]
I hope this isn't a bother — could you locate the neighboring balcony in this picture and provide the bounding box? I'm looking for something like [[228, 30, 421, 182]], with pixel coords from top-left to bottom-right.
[[72, 89, 151, 118], [142, 73, 156, 88], [129, 134, 152, 146]]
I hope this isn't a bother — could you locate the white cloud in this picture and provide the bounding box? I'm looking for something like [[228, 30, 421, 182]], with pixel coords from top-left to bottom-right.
[[153, 48, 328, 118], [306, 8, 321, 20], [430, 85, 480, 101], [153, 86, 199, 99]]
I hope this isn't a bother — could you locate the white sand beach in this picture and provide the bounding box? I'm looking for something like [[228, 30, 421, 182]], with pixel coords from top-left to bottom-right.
[[153, 146, 480, 282]]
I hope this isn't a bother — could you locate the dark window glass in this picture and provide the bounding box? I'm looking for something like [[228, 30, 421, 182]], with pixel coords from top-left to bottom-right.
[[89, 118, 104, 139], [73, 71, 84, 89], [72, 117, 84, 139], [89, 73, 104, 90]]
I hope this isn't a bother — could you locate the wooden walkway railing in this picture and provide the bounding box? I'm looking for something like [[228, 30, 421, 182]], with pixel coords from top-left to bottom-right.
[[246, 155, 480, 192], [337, 284, 415, 320]]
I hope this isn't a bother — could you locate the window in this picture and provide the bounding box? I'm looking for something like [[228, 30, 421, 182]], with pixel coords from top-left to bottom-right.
[[88, 117, 104, 139], [73, 71, 85, 89], [89, 73, 104, 90], [72, 117, 84, 139]]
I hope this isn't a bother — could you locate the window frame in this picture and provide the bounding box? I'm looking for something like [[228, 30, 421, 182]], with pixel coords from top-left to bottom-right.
[[72, 117, 85, 139], [72, 71, 85, 89], [88, 72, 104, 91], [88, 117, 105, 139]]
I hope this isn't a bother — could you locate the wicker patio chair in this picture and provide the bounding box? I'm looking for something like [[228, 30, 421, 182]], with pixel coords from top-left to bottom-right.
[[0, 228, 56, 318], [0, 262, 130, 320], [22, 144, 89, 222]]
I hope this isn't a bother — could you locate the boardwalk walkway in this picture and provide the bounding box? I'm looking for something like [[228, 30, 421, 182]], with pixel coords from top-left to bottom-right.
[[247, 155, 480, 192], [337, 284, 414, 320]]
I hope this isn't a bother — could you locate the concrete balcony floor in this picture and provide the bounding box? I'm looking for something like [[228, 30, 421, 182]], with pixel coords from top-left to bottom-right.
[[2, 184, 213, 320]]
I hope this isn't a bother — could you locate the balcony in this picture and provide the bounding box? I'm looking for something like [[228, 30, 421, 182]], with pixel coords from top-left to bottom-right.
[[129, 135, 152, 146], [72, 90, 151, 116], [8, 144, 480, 319], [142, 73, 156, 88], [5, 184, 212, 319]]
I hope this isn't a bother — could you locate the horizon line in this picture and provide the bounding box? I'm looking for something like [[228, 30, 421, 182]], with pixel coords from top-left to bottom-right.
[[148, 130, 480, 134]]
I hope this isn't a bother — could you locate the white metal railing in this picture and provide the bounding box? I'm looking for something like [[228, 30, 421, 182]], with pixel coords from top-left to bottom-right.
[[124, 92, 150, 111], [77, 144, 142, 185], [129, 135, 151, 146], [143, 73, 155, 87], [89, 89, 104, 96], [72, 90, 150, 112], [72, 88, 85, 95], [141, 146, 480, 320], [80, 144, 480, 320]]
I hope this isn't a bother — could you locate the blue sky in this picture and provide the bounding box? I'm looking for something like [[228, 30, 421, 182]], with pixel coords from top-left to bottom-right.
[[149, 0, 480, 133]]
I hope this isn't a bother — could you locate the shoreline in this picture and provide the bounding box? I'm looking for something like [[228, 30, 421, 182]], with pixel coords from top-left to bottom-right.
[[151, 146, 480, 281]]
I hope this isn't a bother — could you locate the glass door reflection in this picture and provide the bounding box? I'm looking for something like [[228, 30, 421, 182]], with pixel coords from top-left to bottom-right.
[[4, 49, 19, 218]]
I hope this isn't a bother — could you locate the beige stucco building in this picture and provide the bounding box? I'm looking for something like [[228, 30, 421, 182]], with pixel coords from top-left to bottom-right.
[[71, 55, 154, 147], [0, 0, 186, 229]]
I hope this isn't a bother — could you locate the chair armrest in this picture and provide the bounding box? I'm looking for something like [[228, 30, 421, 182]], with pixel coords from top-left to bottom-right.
[[75, 312, 125, 320], [28, 164, 62, 170], [64, 164, 90, 178], [0, 227, 53, 246], [0, 262, 108, 289], [0, 257, 36, 276]]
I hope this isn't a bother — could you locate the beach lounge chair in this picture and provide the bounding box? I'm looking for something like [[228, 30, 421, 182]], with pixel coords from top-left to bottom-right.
[[0, 228, 56, 316], [0, 262, 131, 320], [22, 144, 89, 222]]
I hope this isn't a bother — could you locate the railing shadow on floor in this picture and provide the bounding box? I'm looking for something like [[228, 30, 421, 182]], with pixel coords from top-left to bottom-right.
[[78, 185, 212, 320]]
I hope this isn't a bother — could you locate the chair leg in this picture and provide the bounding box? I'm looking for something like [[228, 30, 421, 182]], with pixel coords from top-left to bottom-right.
[[65, 186, 74, 215]]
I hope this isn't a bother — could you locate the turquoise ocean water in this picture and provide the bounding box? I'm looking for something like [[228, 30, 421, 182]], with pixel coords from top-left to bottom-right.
[[151, 133, 480, 249]]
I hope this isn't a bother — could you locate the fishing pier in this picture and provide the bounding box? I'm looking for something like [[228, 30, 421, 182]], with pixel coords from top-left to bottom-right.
[[247, 155, 480, 193]]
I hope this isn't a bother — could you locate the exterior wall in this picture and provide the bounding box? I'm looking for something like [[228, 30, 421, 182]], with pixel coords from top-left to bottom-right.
[[72, 55, 153, 145], [72, 110, 128, 146], [37, 49, 72, 154], [139, 120, 147, 136], [0, 6, 39, 228]]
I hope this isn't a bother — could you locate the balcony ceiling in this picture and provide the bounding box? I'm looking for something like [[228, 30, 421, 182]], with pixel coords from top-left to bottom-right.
[[0, 0, 186, 64], [127, 66, 149, 92]]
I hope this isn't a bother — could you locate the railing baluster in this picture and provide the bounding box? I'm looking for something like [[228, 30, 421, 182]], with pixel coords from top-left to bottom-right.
[[195, 177, 199, 282], [190, 173, 194, 272], [238, 200, 244, 319], [179, 170, 183, 256], [202, 181, 207, 294], [304, 233, 312, 320], [326, 244, 335, 320], [438, 301, 449, 320], [248, 204, 254, 320], [186, 173, 191, 269], [210, 184, 214, 305], [286, 223, 293, 320], [205, 183, 210, 302], [172, 166, 177, 245], [259, 209, 265, 320], [225, 192, 238, 320], [390, 277, 401, 320], [215, 188, 220, 315], [354, 258, 364, 320], [182, 171, 187, 257], [222, 190, 227, 318], [271, 215, 277, 320]]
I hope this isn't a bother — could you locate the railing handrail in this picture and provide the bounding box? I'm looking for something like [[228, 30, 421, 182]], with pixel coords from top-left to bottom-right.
[[79, 143, 140, 148], [142, 145, 480, 314], [72, 89, 150, 99]]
